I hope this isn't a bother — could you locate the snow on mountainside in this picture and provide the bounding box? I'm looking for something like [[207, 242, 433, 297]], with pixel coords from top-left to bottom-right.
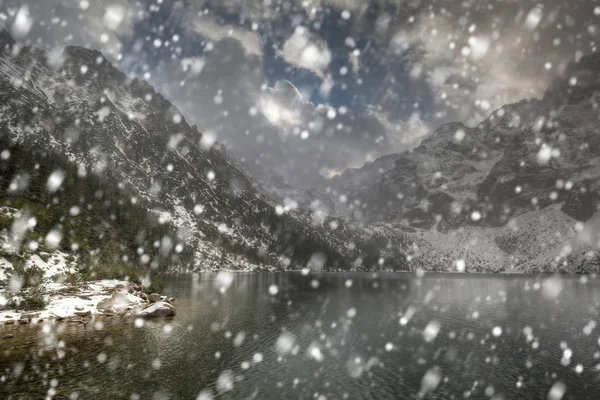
[[0, 27, 598, 275], [319, 52, 600, 273], [327, 153, 403, 216], [0, 30, 369, 274]]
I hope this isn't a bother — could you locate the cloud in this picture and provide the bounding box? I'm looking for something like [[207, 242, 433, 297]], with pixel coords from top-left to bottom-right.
[[402, 14, 545, 124], [3, 0, 595, 189], [386, 0, 599, 125], [348, 50, 360, 73], [149, 31, 428, 187], [256, 79, 430, 173], [366, 106, 430, 150], [258, 81, 305, 128], [279, 26, 332, 78], [0, 0, 141, 62], [184, 14, 263, 57]]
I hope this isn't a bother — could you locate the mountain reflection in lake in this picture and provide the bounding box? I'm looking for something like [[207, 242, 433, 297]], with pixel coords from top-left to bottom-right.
[[2, 272, 600, 399]]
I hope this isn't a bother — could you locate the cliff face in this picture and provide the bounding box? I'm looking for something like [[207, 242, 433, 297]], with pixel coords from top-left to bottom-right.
[[333, 58, 600, 228], [319, 53, 600, 273], [0, 30, 374, 273], [0, 27, 599, 275]]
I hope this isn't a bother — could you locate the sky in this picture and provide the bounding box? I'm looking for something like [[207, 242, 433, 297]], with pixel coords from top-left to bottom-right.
[[1, 0, 599, 187]]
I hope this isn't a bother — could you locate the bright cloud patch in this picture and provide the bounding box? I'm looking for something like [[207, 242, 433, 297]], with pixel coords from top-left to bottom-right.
[[185, 15, 263, 57], [280, 27, 332, 78]]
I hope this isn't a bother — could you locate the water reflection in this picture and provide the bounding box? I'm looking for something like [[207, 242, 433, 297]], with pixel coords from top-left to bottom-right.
[[1, 272, 600, 399]]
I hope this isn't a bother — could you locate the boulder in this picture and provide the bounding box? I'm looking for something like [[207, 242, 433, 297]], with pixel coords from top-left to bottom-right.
[[561, 183, 600, 221], [97, 291, 139, 311], [96, 293, 118, 310], [74, 310, 91, 317], [20, 312, 40, 321], [148, 293, 161, 303], [135, 301, 176, 319]]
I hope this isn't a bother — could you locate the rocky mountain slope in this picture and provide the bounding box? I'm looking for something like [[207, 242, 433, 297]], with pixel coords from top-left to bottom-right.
[[0, 26, 598, 276], [0, 30, 389, 276], [327, 153, 403, 216], [222, 155, 337, 219], [0, 131, 193, 288], [323, 52, 600, 272]]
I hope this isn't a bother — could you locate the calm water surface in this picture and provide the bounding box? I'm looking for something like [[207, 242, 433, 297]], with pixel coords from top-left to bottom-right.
[[2, 272, 600, 399]]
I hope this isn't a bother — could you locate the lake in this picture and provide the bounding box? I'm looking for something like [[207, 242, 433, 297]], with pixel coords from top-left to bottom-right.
[[2, 272, 600, 399]]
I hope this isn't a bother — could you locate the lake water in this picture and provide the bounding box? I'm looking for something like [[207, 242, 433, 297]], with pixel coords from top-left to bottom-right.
[[2, 272, 600, 399]]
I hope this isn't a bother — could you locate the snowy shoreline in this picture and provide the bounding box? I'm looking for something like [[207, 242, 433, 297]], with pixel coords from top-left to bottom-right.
[[0, 279, 176, 327]]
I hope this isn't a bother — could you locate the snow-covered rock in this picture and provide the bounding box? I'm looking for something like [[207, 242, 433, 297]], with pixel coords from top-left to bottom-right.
[[135, 301, 175, 319], [0, 280, 174, 324]]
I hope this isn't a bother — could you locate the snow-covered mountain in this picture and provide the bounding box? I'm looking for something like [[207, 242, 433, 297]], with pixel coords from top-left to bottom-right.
[[0, 30, 371, 273], [0, 27, 599, 275], [319, 52, 600, 272]]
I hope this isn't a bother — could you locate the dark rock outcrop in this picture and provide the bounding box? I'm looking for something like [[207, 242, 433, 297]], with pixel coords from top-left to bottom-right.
[[148, 293, 161, 303], [561, 182, 600, 221]]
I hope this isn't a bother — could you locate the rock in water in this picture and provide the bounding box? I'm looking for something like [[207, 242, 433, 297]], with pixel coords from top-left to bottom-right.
[[135, 301, 176, 319], [148, 293, 161, 303], [20, 312, 40, 321]]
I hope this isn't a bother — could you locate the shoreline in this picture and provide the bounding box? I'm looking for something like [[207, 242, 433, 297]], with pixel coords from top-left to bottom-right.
[[185, 269, 600, 278], [3, 270, 595, 328], [1, 280, 176, 327]]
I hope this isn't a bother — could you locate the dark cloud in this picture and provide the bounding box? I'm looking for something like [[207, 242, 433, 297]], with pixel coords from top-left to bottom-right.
[[0, 0, 142, 61], [0, 0, 598, 186], [149, 37, 428, 186]]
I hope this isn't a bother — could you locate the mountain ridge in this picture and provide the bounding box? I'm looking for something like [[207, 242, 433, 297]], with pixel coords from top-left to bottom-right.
[[0, 28, 598, 276], [309, 51, 600, 272], [0, 29, 391, 276]]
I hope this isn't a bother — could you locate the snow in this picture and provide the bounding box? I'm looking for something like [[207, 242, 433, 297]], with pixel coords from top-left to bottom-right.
[[422, 204, 578, 271], [24, 252, 75, 280], [104, 90, 146, 120], [40, 83, 56, 104], [11, 5, 33, 39], [365, 203, 585, 273], [0, 257, 11, 281], [0, 280, 146, 323]]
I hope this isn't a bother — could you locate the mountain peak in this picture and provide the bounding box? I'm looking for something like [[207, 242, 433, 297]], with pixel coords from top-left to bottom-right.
[[0, 29, 15, 53], [544, 51, 600, 105]]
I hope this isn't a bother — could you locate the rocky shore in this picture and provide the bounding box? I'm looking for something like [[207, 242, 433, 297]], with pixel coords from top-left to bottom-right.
[[0, 280, 176, 328]]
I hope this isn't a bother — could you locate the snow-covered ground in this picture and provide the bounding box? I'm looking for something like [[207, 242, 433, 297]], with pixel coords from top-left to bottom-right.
[[1, 280, 124, 323], [25, 252, 77, 280], [393, 204, 598, 273], [0, 280, 175, 325]]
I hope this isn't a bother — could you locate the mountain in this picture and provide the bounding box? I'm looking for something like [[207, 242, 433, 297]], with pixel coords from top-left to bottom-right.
[[0, 30, 400, 277], [323, 53, 600, 273], [227, 159, 337, 218], [0, 26, 598, 277], [327, 153, 403, 216], [0, 133, 191, 287]]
